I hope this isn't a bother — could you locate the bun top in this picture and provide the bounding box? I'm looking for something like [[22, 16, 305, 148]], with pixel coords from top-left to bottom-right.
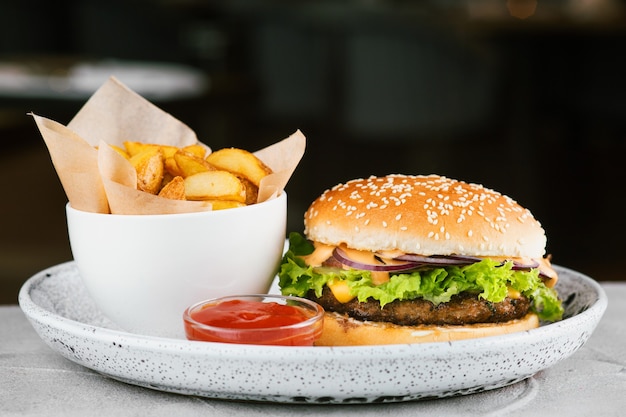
[[304, 175, 547, 258]]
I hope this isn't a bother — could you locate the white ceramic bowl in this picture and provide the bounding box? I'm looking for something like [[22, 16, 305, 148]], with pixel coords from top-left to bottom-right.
[[65, 192, 287, 338]]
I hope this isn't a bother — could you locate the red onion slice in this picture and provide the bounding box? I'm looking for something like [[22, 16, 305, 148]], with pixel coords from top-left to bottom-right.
[[395, 254, 480, 266], [333, 247, 549, 277], [538, 271, 552, 281], [512, 260, 541, 270], [332, 247, 421, 272]]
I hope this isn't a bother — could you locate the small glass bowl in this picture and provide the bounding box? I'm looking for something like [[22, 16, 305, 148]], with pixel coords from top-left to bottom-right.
[[183, 294, 324, 346]]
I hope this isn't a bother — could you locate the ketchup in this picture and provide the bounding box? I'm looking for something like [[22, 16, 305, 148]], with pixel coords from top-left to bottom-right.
[[184, 299, 323, 346]]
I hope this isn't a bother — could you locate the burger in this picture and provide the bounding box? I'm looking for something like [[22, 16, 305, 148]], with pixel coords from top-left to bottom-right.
[[278, 174, 563, 345]]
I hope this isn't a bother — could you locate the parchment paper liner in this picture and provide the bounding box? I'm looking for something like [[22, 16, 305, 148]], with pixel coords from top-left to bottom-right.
[[32, 76, 305, 214]]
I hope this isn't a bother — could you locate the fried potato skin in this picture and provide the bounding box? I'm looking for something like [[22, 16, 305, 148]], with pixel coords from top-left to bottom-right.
[[130, 147, 164, 194], [158, 175, 186, 200], [238, 176, 259, 205]]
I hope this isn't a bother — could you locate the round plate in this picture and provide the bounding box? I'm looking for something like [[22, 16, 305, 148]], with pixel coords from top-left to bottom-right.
[[18, 262, 606, 404]]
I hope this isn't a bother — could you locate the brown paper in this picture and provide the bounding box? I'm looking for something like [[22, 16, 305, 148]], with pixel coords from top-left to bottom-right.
[[32, 114, 109, 213], [67, 76, 199, 148], [33, 76, 305, 215], [255, 130, 306, 202]]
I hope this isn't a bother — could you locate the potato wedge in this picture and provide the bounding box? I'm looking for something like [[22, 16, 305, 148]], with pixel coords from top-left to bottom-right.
[[109, 144, 130, 159], [161, 171, 175, 187], [130, 147, 164, 194], [206, 200, 247, 210], [158, 175, 186, 200], [129, 146, 160, 171], [205, 148, 272, 187], [159, 145, 179, 159], [124, 141, 151, 157], [181, 144, 207, 159], [238, 176, 259, 205], [124, 141, 178, 159], [174, 150, 215, 177], [184, 171, 246, 202], [164, 156, 183, 177]]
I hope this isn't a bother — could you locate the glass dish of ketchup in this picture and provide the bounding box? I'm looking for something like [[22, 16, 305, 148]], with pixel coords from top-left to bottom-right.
[[183, 295, 324, 346]]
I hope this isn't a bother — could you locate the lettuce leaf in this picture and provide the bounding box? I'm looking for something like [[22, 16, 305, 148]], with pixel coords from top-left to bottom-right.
[[279, 232, 563, 322]]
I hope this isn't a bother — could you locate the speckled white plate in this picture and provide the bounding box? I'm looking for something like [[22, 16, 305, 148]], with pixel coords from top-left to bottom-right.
[[19, 262, 606, 404]]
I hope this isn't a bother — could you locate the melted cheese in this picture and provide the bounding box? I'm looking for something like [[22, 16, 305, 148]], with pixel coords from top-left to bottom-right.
[[327, 280, 354, 303], [507, 287, 521, 299], [300, 243, 335, 267], [369, 271, 390, 286], [537, 257, 558, 288]]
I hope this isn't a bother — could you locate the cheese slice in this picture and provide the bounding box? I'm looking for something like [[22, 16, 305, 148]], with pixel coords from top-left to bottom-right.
[[327, 280, 354, 303], [507, 286, 522, 299]]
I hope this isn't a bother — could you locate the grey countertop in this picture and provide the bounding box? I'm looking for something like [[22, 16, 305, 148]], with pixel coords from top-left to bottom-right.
[[2, 282, 625, 417]]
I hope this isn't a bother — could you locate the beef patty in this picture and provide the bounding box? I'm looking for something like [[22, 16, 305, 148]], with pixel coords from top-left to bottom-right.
[[307, 287, 532, 326]]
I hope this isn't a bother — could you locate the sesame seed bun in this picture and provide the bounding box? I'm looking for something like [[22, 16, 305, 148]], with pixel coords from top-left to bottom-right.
[[315, 311, 540, 346], [304, 174, 547, 258]]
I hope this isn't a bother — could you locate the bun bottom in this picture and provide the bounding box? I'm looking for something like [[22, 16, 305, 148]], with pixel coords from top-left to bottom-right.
[[315, 312, 540, 346]]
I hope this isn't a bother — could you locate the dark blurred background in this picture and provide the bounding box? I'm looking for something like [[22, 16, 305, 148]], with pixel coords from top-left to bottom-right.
[[1, 0, 625, 303]]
